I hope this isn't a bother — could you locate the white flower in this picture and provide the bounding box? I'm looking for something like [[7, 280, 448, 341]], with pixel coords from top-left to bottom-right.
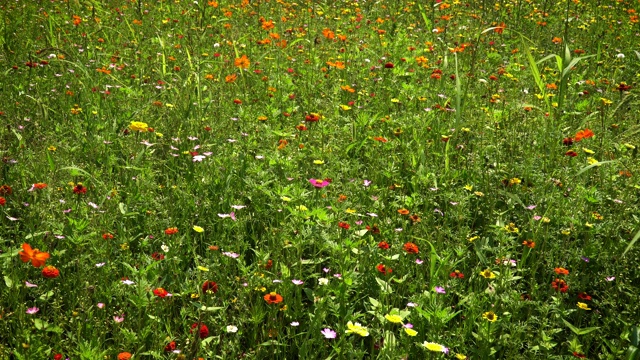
[[226, 325, 238, 333], [318, 278, 329, 286], [616, 53, 625, 59], [161, 244, 169, 253]]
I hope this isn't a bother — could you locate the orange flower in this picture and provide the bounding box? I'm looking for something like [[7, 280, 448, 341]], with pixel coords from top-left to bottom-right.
[[522, 240, 535, 248], [117, 353, 132, 360], [225, 74, 237, 83], [397, 209, 410, 215], [34, 183, 47, 190], [165, 227, 178, 235], [322, 28, 335, 40], [234, 55, 250, 69], [19, 243, 50, 268], [552, 37, 562, 44], [264, 291, 283, 304], [261, 19, 275, 30], [554, 267, 569, 275], [574, 128, 594, 142], [494, 22, 505, 34], [42, 265, 60, 279], [403, 242, 419, 254]]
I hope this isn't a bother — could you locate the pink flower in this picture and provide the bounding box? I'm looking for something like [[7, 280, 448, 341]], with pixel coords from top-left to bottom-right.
[[26, 307, 39, 314], [309, 178, 329, 188]]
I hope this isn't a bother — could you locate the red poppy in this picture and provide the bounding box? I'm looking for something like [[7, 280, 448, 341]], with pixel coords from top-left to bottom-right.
[[42, 265, 60, 279], [338, 222, 350, 230], [117, 353, 132, 360], [73, 184, 87, 194], [191, 323, 209, 338], [263, 291, 283, 304], [377, 241, 390, 250], [153, 288, 170, 297], [403, 242, 419, 254], [33, 183, 47, 190], [202, 281, 219, 294], [376, 264, 392, 275], [264, 259, 273, 270], [164, 227, 178, 235], [164, 341, 176, 352]]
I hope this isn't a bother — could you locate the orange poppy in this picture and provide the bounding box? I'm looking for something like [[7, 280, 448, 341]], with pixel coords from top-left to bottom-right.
[[19, 243, 50, 268], [264, 292, 283, 304]]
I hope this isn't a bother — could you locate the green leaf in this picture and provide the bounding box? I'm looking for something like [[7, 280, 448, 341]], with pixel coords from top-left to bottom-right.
[[630, 326, 640, 347], [623, 229, 640, 258], [3, 276, 13, 288], [562, 319, 600, 335]]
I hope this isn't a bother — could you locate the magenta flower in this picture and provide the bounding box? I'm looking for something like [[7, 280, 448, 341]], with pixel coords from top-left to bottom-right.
[[26, 307, 39, 314], [309, 178, 329, 188], [435, 286, 446, 294]]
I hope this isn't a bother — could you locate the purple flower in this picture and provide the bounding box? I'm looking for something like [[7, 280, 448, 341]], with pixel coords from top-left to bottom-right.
[[403, 323, 414, 329], [97, 303, 105, 309], [223, 251, 240, 259], [309, 178, 330, 188], [434, 208, 444, 216], [321, 328, 337, 339], [435, 286, 446, 294], [323, 268, 330, 273], [26, 307, 39, 314], [581, 256, 590, 263]]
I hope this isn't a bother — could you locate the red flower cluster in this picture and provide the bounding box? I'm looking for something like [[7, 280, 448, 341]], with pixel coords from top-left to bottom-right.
[[449, 270, 465, 279], [551, 278, 569, 293], [164, 341, 176, 352], [338, 222, 350, 230], [191, 323, 209, 338]]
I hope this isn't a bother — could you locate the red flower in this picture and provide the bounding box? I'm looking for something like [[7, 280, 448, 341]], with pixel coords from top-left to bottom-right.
[[264, 259, 273, 270], [0, 184, 12, 195], [305, 113, 321, 122], [153, 287, 170, 298], [164, 227, 178, 235], [264, 291, 283, 304], [73, 184, 87, 194], [0, 197, 5, 206], [338, 222, 350, 230], [102, 233, 114, 240], [117, 353, 132, 360], [191, 323, 209, 338], [54, 354, 63, 360], [578, 292, 592, 301], [403, 242, 419, 254], [562, 137, 574, 146], [164, 341, 176, 352], [554, 267, 569, 275], [551, 278, 569, 293], [449, 270, 464, 278], [151, 252, 165, 261], [202, 280, 219, 294], [377, 241, 390, 250], [42, 265, 60, 279], [376, 264, 392, 275], [572, 352, 586, 358], [384, 62, 394, 68], [565, 150, 578, 157], [34, 183, 47, 190]]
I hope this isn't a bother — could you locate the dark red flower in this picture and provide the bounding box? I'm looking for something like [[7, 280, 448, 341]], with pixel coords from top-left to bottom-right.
[[191, 323, 209, 338], [563, 137, 574, 146], [384, 62, 394, 68], [102, 233, 114, 240], [578, 292, 592, 301], [151, 252, 165, 261], [53, 354, 63, 360], [164, 341, 176, 352], [551, 278, 569, 293], [449, 270, 464, 278], [377, 241, 390, 250], [202, 280, 219, 294], [366, 225, 381, 235], [573, 351, 586, 358], [0, 197, 5, 206], [73, 184, 87, 194], [565, 150, 578, 157], [338, 222, 350, 230]]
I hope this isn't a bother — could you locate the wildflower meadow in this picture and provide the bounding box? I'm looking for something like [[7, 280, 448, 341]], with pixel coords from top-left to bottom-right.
[[1, 0, 640, 359]]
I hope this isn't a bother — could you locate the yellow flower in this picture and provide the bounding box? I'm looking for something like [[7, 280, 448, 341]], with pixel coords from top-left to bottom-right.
[[561, 229, 571, 235], [480, 269, 496, 279], [468, 236, 480, 242], [120, 243, 129, 250], [509, 178, 521, 185], [422, 342, 446, 352], [129, 121, 149, 132], [503, 223, 519, 234], [583, 148, 595, 154], [384, 314, 403, 324], [339, 104, 351, 111], [600, 97, 612, 106], [542, 217, 551, 223], [193, 225, 204, 233], [585, 222, 594, 228], [345, 321, 369, 337], [463, 184, 473, 191], [155, 132, 163, 138], [391, 98, 400, 103], [313, 160, 325, 164], [197, 266, 209, 271], [281, 196, 292, 202], [577, 302, 591, 310], [404, 328, 418, 336], [587, 157, 599, 165], [257, 115, 268, 121], [455, 354, 468, 359], [48, 146, 57, 151], [482, 311, 498, 322], [474, 191, 485, 197], [296, 205, 308, 211], [345, 208, 356, 214]]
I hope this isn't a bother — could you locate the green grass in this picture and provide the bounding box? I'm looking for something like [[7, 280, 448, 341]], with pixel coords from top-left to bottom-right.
[[1, 0, 640, 359]]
